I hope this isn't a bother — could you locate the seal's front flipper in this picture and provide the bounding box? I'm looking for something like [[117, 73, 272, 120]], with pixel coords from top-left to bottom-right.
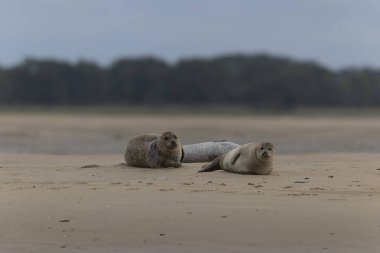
[[231, 152, 241, 165], [198, 156, 222, 173], [180, 146, 185, 161]]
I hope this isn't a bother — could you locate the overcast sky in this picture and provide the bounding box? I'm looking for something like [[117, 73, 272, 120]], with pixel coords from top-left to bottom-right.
[[1, 0, 380, 69]]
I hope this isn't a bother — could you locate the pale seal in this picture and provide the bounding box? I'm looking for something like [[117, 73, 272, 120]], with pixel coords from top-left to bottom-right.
[[124, 131, 183, 168], [198, 142, 275, 175], [182, 141, 240, 163]]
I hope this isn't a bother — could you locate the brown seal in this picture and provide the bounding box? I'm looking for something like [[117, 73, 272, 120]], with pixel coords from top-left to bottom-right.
[[125, 131, 183, 168], [198, 142, 275, 175]]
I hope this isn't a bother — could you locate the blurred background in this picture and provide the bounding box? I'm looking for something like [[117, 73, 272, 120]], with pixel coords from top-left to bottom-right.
[[1, 0, 380, 154]]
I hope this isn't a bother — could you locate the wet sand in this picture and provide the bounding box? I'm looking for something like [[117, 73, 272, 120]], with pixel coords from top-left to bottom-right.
[[0, 113, 380, 252], [1, 112, 380, 154]]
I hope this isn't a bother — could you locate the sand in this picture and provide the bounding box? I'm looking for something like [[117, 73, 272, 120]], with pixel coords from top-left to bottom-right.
[[1, 112, 380, 252]]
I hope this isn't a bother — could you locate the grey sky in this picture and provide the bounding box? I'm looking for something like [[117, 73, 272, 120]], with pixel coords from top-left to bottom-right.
[[1, 0, 380, 69]]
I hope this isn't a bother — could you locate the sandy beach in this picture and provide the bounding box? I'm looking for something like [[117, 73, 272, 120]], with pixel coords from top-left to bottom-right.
[[1, 112, 380, 252]]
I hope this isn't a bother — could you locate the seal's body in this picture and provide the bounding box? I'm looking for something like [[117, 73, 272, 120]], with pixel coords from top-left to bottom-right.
[[198, 142, 275, 175], [125, 132, 183, 168], [182, 141, 240, 163]]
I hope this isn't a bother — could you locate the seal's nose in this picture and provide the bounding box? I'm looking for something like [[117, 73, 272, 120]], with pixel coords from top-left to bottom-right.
[[171, 141, 177, 147], [262, 151, 269, 158]]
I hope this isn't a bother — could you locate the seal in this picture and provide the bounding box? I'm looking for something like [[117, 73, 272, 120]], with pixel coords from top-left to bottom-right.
[[198, 142, 275, 175], [124, 131, 183, 168], [182, 141, 240, 163]]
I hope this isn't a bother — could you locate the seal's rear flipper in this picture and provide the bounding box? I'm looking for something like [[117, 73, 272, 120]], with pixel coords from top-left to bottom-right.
[[198, 156, 222, 173]]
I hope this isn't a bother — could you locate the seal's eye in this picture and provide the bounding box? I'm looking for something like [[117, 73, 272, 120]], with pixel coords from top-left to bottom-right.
[[164, 137, 169, 141], [268, 148, 272, 151], [260, 147, 264, 150], [173, 135, 177, 139]]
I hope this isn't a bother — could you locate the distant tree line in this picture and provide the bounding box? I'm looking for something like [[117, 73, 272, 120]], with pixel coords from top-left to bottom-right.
[[0, 54, 380, 108]]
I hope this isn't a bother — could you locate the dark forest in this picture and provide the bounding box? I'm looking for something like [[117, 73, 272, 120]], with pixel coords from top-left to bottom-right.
[[1, 54, 379, 108]]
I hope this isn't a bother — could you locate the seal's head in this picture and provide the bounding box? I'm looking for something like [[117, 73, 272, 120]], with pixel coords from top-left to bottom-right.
[[255, 142, 275, 162], [157, 131, 181, 153]]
